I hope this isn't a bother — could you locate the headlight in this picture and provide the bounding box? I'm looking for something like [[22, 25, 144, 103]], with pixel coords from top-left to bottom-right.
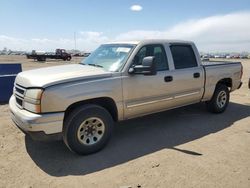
[[23, 89, 43, 113]]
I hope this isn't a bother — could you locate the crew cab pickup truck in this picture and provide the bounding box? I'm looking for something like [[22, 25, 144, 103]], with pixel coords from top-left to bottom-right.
[[9, 40, 243, 155]]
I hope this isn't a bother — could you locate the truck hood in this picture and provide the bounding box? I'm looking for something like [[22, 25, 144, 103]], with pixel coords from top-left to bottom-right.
[[15, 64, 112, 88]]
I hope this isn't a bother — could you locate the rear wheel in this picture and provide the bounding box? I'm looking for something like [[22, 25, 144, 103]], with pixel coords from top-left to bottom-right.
[[206, 84, 229, 113], [63, 104, 114, 155], [66, 56, 71, 61], [37, 57, 46, 62]]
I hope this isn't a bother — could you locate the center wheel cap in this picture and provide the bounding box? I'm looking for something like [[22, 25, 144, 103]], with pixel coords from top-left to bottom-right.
[[86, 126, 96, 135], [77, 117, 105, 145]]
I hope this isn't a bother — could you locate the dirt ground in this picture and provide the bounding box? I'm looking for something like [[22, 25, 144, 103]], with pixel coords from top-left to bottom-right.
[[0, 55, 249, 188]]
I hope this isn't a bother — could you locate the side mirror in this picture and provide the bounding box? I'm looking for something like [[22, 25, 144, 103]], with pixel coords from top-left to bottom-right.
[[129, 56, 157, 76]]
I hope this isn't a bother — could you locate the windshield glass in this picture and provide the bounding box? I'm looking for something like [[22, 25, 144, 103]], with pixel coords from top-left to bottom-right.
[[80, 44, 135, 72]]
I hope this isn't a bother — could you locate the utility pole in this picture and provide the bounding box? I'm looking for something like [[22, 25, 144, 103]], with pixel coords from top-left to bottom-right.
[[74, 32, 77, 52]]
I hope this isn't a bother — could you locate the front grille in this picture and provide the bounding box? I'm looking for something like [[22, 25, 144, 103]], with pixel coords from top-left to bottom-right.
[[15, 87, 25, 95], [14, 84, 26, 108], [16, 97, 23, 107]]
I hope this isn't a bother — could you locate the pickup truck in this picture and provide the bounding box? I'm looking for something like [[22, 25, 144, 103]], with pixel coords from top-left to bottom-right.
[[9, 40, 243, 155], [26, 49, 71, 62]]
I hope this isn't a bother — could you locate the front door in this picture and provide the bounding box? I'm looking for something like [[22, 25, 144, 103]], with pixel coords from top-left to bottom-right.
[[122, 44, 175, 119]]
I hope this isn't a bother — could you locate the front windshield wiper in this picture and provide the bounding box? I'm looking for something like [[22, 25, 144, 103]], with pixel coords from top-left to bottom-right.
[[87, 63, 104, 68]]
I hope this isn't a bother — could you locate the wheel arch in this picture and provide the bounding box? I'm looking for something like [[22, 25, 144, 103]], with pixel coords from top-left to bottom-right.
[[64, 97, 118, 122], [216, 78, 232, 89]]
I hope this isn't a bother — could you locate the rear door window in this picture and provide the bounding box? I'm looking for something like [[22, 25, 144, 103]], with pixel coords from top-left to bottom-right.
[[170, 45, 197, 69]]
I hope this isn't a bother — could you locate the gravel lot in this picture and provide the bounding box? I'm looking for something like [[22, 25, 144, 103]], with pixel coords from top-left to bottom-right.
[[0, 55, 249, 188]]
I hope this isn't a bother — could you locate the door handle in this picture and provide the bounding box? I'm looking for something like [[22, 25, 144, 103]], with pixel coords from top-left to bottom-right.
[[164, 76, 173, 82], [193, 72, 200, 78]]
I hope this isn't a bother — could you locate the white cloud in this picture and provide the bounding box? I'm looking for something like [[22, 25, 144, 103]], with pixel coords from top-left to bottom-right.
[[130, 5, 143, 12], [116, 11, 250, 52], [79, 31, 109, 44], [1, 11, 250, 52], [0, 32, 108, 52]]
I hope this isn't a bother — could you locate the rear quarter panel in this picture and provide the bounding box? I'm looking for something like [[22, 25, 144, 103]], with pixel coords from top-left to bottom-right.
[[202, 63, 242, 101]]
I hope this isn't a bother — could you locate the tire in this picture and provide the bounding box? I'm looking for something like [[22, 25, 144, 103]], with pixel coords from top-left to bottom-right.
[[37, 57, 46, 62], [206, 84, 229, 113], [63, 104, 114, 155], [66, 56, 71, 61]]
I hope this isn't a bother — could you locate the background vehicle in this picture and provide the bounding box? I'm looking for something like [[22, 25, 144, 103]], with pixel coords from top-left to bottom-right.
[[26, 49, 71, 62], [10, 40, 243, 155], [249, 77, 250, 89]]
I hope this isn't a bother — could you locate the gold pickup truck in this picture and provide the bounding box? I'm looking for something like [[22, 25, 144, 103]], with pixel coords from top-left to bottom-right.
[[9, 39, 243, 155]]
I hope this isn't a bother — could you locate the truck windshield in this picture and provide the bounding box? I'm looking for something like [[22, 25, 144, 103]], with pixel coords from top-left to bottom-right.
[[80, 44, 135, 72]]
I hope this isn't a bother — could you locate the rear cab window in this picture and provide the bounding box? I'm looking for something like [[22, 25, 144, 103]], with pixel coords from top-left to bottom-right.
[[170, 45, 198, 69]]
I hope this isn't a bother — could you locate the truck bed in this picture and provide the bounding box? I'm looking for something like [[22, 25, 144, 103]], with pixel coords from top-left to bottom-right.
[[201, 60, 241, 67], [201, 60, 242, 101]]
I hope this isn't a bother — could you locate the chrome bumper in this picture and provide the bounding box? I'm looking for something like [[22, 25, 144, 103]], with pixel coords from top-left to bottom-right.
[[9, 95, 64, 139]]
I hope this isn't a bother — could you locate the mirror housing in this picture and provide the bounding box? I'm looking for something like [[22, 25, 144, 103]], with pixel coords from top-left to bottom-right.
[[129, 56, 157, 76]]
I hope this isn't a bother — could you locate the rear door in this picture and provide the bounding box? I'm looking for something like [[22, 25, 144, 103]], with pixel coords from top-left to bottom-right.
[[168, 44, 204, 106]]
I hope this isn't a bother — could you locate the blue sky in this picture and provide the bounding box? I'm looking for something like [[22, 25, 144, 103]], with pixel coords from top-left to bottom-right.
[[1, 0, 250, 52]]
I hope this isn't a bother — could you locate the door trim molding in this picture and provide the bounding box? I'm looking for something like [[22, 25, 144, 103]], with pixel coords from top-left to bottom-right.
[[126, 90, 200, 109], [174, 91, 200, 99], [127, 97, 173, 108]]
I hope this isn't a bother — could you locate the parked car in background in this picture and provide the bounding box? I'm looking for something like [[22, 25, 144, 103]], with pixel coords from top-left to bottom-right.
[[248, 77, 250, 89], [239, 55, 248, 59], [233, 55, 240, 59], [83, 52, 91, 57]]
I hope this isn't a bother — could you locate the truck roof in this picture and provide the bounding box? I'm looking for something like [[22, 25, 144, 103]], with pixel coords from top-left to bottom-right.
[[105, 39, 194, 45]]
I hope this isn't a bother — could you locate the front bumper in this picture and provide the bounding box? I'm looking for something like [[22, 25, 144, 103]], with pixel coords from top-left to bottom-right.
[[9, 95, 64, 141]]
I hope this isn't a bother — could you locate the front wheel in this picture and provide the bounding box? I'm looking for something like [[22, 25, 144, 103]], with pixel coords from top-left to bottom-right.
[[206, 84, 229, 113], [63, 104, 114, 155]]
